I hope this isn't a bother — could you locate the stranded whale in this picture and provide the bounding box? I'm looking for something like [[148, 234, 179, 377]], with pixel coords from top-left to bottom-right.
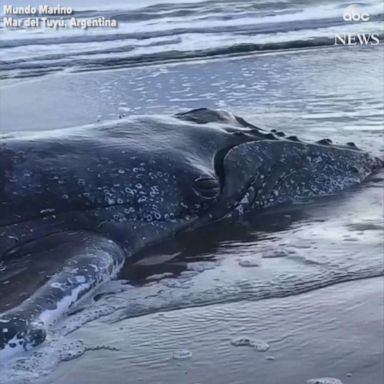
[[0, 108, 382, 358]]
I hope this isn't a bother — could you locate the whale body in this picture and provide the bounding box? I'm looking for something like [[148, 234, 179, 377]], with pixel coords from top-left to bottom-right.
[[0, 108, 382, 358]]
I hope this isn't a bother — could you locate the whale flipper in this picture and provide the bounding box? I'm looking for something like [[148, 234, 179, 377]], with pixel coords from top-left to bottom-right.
[[0, 231, 125, 358]]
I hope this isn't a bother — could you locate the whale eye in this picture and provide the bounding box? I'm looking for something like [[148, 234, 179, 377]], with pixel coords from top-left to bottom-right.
[[193, 176, 220, 200]]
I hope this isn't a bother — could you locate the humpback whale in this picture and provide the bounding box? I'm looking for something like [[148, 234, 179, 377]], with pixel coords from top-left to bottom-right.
[[0, 108, 382, 358]]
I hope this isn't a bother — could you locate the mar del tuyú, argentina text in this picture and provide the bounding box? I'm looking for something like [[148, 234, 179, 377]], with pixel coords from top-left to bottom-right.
[[3, 17, 118, 29]]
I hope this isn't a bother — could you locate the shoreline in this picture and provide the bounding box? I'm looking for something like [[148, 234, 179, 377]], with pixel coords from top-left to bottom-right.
[[39, 277, 384, 384]]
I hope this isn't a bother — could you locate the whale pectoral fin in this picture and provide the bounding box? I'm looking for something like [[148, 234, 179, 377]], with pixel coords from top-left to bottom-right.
[[0, 231, 125, 359]]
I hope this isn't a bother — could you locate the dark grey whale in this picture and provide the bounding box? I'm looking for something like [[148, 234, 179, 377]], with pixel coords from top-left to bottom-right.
[[0, 108, 382, 358]]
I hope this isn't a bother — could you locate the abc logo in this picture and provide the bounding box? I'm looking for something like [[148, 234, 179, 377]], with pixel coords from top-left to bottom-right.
[[343, 4, 370, 22]]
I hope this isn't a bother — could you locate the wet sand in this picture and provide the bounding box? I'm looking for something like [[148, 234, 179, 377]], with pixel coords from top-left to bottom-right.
[[39, 277, 383, 384]]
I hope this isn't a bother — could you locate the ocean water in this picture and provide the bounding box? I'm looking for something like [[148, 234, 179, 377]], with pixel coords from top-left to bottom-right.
[[0, 0, 383, 383], [0, 0, 383, 79]]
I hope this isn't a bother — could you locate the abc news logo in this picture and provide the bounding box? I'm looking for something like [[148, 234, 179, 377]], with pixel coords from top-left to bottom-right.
[[335, 4, 380, 46], [342, 4, 370, 22]]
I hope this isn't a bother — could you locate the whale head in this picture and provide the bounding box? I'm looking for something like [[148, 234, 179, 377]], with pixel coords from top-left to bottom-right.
[[212, 133, 382, 217], [175, 108, 382, 219]]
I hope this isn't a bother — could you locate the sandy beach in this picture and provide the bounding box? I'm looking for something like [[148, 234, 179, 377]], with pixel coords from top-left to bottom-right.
[[38, 277, 384, 384]]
